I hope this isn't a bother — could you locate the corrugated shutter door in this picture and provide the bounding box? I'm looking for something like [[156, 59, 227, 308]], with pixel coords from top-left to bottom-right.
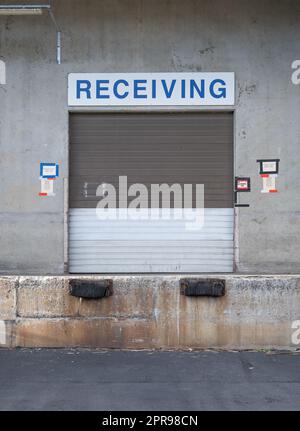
[[69, 113, 234, 273]]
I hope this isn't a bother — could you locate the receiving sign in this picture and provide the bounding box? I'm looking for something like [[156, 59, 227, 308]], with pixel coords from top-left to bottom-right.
[[68, 73, 235, 106]]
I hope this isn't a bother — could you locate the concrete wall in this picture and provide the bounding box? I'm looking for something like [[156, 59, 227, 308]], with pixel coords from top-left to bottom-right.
[[1, 275, 299, 349], [0, 0, 300, 274]]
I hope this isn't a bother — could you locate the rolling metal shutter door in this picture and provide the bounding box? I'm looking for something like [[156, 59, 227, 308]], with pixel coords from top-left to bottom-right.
[[69, 113, 234, 273]]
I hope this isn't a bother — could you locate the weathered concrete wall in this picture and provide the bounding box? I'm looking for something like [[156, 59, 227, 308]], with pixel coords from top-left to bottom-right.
[[0, 0, 300, 274], [1, 275, 299, 349]]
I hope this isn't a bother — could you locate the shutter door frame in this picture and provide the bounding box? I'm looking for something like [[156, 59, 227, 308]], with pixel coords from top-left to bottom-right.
[[68, 111, 235, 274]]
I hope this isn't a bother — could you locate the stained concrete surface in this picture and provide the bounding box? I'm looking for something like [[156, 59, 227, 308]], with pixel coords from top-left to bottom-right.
[[2, 275, 300, 350], [0, 349, 299, 411], [1, 0, 300, 274]]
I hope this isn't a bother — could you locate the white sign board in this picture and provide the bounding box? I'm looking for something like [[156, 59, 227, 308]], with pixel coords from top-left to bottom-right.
[[261, 161, 277, 173], [68, 73, 235, 106]]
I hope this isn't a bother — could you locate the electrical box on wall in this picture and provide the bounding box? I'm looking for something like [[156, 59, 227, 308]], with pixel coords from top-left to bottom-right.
[[235, 177, 251, 192]]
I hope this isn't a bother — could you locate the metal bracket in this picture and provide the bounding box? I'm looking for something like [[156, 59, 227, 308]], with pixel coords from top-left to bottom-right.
[[234, 177, 250, 208], [48, 2, 61, 64], [234, 191, 250, 207], [0, 1, 61, 64], [235, 203, 250, 208]]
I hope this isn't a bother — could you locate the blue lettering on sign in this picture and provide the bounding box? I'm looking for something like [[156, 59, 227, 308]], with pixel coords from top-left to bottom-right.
[[134, 80, 147, 98], [161, 79, 176, 98], [210, 79, 226, 98], [75, 76, 230, 102], [190, 79, 205, 98], [76, 80, 91, 99], [96, 80, 110, 99], [113, 79, 129, 99], [181, 80, 186, 98], [152, 80, 157, 98]]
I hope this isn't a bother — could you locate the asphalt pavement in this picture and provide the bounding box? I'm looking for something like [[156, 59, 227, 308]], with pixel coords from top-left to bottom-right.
[[0, 349, 299, 411]]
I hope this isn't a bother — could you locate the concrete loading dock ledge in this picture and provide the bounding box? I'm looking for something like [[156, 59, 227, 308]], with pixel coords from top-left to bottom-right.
[[0, 275, 299, 349]]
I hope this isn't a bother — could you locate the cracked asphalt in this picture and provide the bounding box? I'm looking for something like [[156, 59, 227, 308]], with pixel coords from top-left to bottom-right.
[[0, 349, 299, 411]]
